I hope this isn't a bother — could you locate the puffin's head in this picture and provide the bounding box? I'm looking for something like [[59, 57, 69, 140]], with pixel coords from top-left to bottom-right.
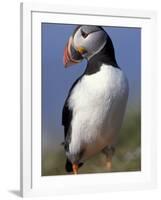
[[63, 25, 107, 67]]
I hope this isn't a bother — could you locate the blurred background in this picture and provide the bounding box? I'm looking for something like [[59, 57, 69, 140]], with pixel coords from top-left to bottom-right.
[[42, 24, 141, 176]]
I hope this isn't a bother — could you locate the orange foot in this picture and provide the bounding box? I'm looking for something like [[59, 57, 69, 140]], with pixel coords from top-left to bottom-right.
[[72, 164, 78, 174]]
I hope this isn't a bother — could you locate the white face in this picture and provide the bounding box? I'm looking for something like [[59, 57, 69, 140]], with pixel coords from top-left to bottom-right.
[[72, 26, 107, 59]]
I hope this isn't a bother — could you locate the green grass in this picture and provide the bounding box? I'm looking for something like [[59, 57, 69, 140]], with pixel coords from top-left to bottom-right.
[[42, 110, 141, 176]]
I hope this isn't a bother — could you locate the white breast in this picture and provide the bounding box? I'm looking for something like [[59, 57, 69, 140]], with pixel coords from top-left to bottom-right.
[[68, 64, 128, 161]]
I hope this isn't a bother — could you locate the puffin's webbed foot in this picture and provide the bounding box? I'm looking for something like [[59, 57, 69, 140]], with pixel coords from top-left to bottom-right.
[[72, 164, 78, 174], [102, 146, 115, 171]]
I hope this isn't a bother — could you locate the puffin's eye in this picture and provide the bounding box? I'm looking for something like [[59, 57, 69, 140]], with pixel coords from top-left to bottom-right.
[[81, 30, 88, 38]]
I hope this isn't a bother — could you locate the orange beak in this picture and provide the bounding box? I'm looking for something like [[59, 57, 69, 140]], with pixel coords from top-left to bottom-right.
[[63, 37, 83, 68]]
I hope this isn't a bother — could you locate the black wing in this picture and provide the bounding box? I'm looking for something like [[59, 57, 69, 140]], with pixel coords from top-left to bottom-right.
[[62, 98, 72, 138], [62, 76, 83, 151], [62, 98, 72, 152]]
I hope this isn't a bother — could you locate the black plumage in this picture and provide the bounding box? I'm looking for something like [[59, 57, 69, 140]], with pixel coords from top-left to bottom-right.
[[62, 76, 83, 151]]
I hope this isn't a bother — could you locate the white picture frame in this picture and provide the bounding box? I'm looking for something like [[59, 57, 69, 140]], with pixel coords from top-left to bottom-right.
[[20, 2, 157, 197]]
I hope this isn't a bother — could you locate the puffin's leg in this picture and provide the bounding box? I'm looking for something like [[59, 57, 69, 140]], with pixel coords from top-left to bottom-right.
[[72, 163, 78, 174], [102, 146, 115, 171]]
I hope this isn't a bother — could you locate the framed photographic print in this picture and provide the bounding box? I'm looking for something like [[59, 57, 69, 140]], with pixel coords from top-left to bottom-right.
[[20, 2, 157, 197]]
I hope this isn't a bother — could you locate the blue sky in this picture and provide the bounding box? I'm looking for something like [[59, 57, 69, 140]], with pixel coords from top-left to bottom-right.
[[42, 24, 141, 151]]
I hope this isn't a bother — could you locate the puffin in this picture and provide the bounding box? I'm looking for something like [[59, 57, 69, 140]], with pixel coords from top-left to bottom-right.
[[62, 25, 129, 174]]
